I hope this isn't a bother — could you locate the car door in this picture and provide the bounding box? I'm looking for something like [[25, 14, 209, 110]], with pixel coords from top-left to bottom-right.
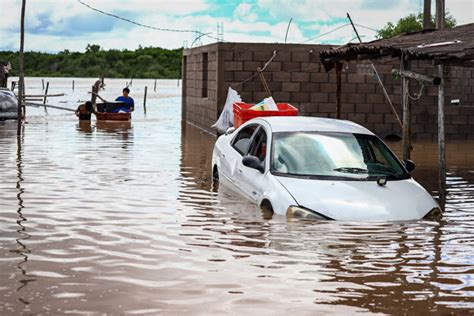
[[220, 124, 258, 190], [236, 125, 269, 202]]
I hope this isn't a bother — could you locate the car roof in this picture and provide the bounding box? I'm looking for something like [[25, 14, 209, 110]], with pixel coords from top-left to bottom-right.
[[251, 116, 374, 135]]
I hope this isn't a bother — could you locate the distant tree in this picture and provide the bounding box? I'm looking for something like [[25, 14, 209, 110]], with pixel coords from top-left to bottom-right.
[[85, 44, 101, 54], [137, 54, 153, 67], [376, 12, 456, 39]]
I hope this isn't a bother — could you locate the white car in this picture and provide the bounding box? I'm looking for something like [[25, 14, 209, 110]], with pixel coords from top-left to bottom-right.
[[0, 88, 18, 120], [212, 116, 440, 221]]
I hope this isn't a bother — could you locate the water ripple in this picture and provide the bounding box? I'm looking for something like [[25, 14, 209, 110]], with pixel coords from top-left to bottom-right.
[[0, 79, 473, 314]]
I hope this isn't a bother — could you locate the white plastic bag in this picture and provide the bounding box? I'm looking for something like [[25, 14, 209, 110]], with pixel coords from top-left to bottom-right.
[[211, 87, 242, 134], [249, 96, 278, 111]]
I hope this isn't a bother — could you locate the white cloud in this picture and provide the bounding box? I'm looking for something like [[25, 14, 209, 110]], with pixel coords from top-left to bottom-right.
[[233, 2, 257, 22], [256, 0, 473, 42], [447, 0, 474, 25], [0, 0, 472, 52]]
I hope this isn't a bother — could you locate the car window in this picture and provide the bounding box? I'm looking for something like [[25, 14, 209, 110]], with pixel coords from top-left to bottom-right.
[[363, 137, 405, 174], [248, 128, 267, 163], [271, 132, 408, 180], [231, 125, 258, 155]]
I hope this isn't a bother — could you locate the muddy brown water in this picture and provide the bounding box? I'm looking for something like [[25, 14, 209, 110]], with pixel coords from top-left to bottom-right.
[[1, 79, 473, 315]]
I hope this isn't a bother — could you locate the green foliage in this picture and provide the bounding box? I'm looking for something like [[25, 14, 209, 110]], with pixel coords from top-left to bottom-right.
[[376, 12, 456, 39], [0, 45, 183, 79]]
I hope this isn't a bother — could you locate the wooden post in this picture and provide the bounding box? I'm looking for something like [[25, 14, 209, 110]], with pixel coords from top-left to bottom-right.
[[17, 0, 26, 135], [423, 0, 431, 30], [335, 62, 342, 119], [391, 69, 441, 85], [436, 0, 446, 206], [0, 63, 5, 88], [436, 0, 445, 30], [154, 79, 157, 92], [91, 79, 102, 107], [438, 64, 446, 206], [143, 86, 148, 114], [401, 58, 412, 160], [72, 80, 75, 91], [257, 68, 272, 97], [42, 81, 49, 113]]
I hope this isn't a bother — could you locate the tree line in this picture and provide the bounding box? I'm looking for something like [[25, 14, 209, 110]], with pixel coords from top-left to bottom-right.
[[0, 44, 182, 79]]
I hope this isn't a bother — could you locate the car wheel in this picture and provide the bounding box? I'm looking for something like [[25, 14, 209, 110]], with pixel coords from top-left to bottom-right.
[[212, 165, 219, 181], [260, 200, 274, 219]]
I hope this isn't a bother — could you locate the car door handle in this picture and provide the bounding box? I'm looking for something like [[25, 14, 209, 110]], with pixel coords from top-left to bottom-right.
[[221, 153, 225, 158], [238, 168, 243, 173], [252, 191, 257, 195]]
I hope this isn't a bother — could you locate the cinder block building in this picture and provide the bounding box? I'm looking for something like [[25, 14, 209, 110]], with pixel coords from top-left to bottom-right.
[[181, 42, 474, 140]]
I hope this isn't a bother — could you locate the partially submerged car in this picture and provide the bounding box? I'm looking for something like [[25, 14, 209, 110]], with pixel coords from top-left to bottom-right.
[[0, 88, 18, 120], [212, 116, 440, 221]]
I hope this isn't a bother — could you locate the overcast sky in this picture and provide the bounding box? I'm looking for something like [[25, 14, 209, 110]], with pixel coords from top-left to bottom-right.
[[1, 0, 473, 52]]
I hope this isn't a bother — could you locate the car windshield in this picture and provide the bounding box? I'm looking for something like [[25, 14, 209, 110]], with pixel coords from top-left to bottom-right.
[[271, 132, 409, 180]]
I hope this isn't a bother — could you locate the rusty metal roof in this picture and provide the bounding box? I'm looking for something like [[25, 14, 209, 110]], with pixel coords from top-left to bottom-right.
[[320, 23, 474, 71]]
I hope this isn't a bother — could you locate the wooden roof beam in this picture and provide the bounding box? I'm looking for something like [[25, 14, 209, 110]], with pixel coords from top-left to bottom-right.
[[391, 69, 441, 85]]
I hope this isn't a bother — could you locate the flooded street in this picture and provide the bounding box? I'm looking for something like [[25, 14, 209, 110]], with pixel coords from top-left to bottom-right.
[[1, 78, 473, 315]]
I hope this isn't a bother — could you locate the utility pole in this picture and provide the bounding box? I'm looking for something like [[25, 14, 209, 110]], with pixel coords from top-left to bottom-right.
[[436, 0, 446, 205], [17, 0, 26, 135], [423, 0, 431, 30], [436, 0, 445, 30]]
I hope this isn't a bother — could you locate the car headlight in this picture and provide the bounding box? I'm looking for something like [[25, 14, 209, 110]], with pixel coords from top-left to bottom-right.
[[423, 207, 443, 220], [286, 206, 331, 220]]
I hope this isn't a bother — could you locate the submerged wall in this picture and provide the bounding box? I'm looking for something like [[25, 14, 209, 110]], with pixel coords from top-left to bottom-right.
[[182, 42, 474, 140]]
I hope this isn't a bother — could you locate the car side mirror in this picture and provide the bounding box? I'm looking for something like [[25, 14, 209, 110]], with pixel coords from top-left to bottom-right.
[[242, 155, 264, 173], [403, 159, 416, 172], [225, 127, 235, 135]]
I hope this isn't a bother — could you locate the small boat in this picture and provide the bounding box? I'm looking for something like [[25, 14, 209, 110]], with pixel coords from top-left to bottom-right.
[[95, 101, 131, 121], [95, 111, 131, 121]]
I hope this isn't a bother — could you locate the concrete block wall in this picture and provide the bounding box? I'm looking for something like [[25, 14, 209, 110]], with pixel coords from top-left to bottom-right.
[[182, 44, 220, 131], [182, 42, 474, 140]]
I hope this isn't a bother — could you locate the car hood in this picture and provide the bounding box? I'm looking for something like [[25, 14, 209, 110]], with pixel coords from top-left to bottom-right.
[[276, 176, 439, 221]]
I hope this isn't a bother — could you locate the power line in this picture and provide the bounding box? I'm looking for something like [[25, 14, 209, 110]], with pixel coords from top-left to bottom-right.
[[300, 23, 351, 43], [191, 32, 211, 47], [76, 0, 221, 42], [354, 23, 378, 32]]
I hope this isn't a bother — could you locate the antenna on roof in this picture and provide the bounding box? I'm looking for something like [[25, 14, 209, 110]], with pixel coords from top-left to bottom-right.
[[217, 22, 224, 42]]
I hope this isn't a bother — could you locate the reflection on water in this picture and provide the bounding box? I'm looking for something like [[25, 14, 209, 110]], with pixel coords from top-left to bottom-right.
[[13, 128, 36, 308], [0, 79, 473, 314], [95, 120, 132, 134], [76, 121, 93, 134]]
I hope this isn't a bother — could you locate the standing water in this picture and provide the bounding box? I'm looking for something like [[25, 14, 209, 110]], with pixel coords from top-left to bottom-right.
[[0, 78, 473, 314]]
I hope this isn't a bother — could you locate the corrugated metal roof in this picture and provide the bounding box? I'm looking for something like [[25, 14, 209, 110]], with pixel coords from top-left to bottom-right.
[[320, 23, 474, 70]]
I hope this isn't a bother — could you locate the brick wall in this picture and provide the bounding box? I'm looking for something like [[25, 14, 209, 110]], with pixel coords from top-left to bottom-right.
[[182, 44, 220, 131], [182, 42, 474, 140]]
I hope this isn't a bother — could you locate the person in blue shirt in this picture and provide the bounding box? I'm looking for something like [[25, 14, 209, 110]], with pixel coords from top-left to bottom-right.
[[114, 87, 135, 112]]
